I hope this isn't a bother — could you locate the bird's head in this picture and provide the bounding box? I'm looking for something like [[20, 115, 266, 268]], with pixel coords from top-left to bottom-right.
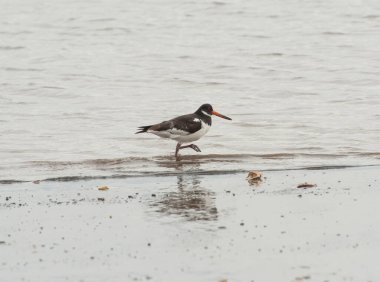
[[197, 104, 232, 120]]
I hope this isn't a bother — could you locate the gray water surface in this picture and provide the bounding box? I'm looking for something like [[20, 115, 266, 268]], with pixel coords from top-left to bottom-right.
[[1, 0, 379, 181]]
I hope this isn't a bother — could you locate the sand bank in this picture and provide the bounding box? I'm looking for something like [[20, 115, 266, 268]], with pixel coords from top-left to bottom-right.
[[0, 166, 379, 282]]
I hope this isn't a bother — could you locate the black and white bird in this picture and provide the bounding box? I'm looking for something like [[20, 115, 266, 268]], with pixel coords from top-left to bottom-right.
[[136, 104, 232, 158]]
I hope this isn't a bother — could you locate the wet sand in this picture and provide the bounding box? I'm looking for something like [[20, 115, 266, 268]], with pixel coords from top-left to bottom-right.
[[1, 166, 379, 282]]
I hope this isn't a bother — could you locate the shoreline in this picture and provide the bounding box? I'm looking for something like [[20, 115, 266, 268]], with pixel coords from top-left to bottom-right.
[[1, 166, 379, 281], [1, 163, 380, 185]]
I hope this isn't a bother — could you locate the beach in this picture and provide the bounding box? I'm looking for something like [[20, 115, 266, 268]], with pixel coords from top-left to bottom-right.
[[1, 0, 380, 281], [1, 166, 379, 282]]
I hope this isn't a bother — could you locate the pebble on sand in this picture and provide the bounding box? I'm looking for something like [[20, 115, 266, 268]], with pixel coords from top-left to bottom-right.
[[98, 186, 110, 191], [297, 183, 317, 189], [246, 171, 263, 185]]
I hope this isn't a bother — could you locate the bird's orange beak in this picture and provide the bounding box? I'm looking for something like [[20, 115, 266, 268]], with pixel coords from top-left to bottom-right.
[[212, 111, 232, 120]]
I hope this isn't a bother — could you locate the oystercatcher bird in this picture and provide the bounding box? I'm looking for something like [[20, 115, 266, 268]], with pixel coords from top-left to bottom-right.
[[136, 104, 232, 158]]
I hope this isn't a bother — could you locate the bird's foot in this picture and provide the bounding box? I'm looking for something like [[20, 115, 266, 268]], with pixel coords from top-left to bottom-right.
[[183, 144, 201, 152], [175, 144, 201, 160], [190, 144, 201, 152]]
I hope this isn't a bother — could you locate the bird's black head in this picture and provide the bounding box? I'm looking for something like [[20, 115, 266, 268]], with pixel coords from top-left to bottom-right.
[[195, 104, 232, 120], [197, 104, 213, 115]]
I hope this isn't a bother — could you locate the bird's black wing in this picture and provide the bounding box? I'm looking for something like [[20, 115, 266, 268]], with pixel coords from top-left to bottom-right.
[[136, 120, 173, 134], [136, 114, 202, 135], [170, 114, 202, 134]]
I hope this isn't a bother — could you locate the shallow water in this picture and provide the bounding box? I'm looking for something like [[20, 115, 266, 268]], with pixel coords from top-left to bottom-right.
[[1, 0, 380, 181]]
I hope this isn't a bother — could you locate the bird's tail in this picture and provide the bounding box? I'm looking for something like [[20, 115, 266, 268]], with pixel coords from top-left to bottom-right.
[[135, 125, 152, 134]]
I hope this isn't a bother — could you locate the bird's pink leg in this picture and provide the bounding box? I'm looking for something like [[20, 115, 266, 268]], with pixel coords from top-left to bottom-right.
[[175, 143, 181, 160]]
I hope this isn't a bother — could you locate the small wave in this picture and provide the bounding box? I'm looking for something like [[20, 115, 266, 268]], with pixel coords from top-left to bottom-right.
[[2, 164, 379, 185], [363, 15, 380, 19], [29, 156, 149, 168], [212, 1, 226, 6], [171, 78, 225, 86], [257, 53, 284, 57], [2, 153, 377, 185], [28, 152, 380, 168], [93, 27, 130, 33], [0, 180, 28, 184], [43, 170, 244, 182], [3, 67, 44, 72], [322, 31, 346, 36], [87, 18, 116, 22], [0, 31, 32, 35], [57, 32, 86, 36], [41, 86, 65, 90], [157, 153, 349, 160], [0, 46, 25, 50]]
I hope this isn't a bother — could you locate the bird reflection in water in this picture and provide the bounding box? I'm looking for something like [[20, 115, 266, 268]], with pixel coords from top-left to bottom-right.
[[153, 174, 218, 221]]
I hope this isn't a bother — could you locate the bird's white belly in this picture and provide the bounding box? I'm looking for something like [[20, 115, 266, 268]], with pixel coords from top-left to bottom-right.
[[171, 122, 210, 143]]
